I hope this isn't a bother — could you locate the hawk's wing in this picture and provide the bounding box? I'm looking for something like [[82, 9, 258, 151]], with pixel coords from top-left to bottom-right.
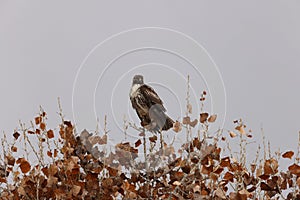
[[139, 84, 166, 111]]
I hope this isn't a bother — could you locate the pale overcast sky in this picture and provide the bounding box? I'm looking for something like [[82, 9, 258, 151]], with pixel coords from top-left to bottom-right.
[[0, 1, 300, 160]]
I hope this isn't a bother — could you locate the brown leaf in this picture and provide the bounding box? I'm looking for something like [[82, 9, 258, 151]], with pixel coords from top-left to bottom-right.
[[139, 132, 145, 136], [296, 177, 300, 188], [181, 164, 191, 174], [208, 114, 217, 123], [35, 116, 42, 125], [250, 163, 256, 174], [173, 121, 182, 133], [99, 134, 107, 145], [171, 171, 184, 181], [229, 131, 237, 138], [47, 151, 52, 157], [107, 167, 118, 176], [48, 164, 58, 176], [200, 113, 209, 123], [172, 181, 181, 186], [192, 138, 201, 149], [260, 182, 273, 191], [47, 129, 54, 139], [229, 192, 248, 200], [0, 177, 6, 183], [220, 157, 231, 168], [215, 187, 226, 199], [182, 116, 190, 125], [135, 139, 142, 147], [47, 175, 58, 187], [187, 103, 192, 114], [264, 158, 278, 175], [11, 146, 17, 152], [149, 135, 157, 143], [19, 159, 31, 173], [35, 129, 41, 134], [13, 132, 20, 140], [235, 125, 246, 134], [64, 121, 73, 128], [88, 135, 101, 145], [224, 172, 234, 182], [53, 149, 58, 157], [259, 174, 270, 180], [71, 185, 81, 196], [189, 119, 198, 127], [40, 122, 46, 131], [201, 164, 213, 175], [6, 154, 15, 166], [282, 151, 294, 159], [288, 163, 300, 176]]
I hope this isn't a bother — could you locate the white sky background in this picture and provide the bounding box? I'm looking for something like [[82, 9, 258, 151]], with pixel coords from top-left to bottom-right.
[[0, 1, 300, 165]]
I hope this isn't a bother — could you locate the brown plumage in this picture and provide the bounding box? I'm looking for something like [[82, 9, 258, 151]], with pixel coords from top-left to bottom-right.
[[130, 75, 174, 133]]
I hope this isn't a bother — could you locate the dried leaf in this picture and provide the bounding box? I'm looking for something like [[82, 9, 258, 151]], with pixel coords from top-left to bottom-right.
[[208, 114, 217, 123], [288, 163, 300, 176], [36, 129, 41, 134], [282, 151, 294, 159], [296, 177, 300, 188], [235, 125, 246, 134], [189, 119, 198, 127], [13, 132, 20, 140], [187, 103, 192, 114], [19, 159, 31, 173], [47, 175, 58, 187], [11, 146, 17, 152], [98, 134, 107, 145], [107, 167, 118, 176], [64, 121, 73, 128], [200, 113, 209, 123], [264, 158, 278, 175], [40, 122, 46, 131], [135, 139, 142, 147], [89, 135, 101, 145], [0, 177, 6, 183], [47, 151, 52, 157], [53, 149, 58, 157], [224, 172, 234, 182], [173, 121, 182, 133], [6, 154, 15, 166], [149, 135, 157, 143], [35, 116, 42, 125], [229, 131, 237, 138], [260, 182, 272, 191], [173, 181, 181, 186], [139, 132, 145, 137], [220, 157, 231, 168], [47, 129, 54, 139], [71, 185, 81, 196], [215, 187, 226, 199], [182, 116, 190, 125]]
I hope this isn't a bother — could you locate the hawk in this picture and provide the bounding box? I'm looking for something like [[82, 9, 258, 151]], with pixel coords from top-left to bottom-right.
[[130, 75, 174, 132]]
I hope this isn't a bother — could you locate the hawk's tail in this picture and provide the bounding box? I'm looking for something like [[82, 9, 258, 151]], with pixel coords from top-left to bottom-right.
[[162, 115, 174, 131]]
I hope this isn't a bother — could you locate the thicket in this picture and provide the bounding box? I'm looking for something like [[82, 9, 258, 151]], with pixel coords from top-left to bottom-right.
[[0, 92, 300, 200]]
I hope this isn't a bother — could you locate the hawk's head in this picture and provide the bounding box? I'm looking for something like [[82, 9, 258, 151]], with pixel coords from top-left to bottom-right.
[[132, 75, 144, 85]]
